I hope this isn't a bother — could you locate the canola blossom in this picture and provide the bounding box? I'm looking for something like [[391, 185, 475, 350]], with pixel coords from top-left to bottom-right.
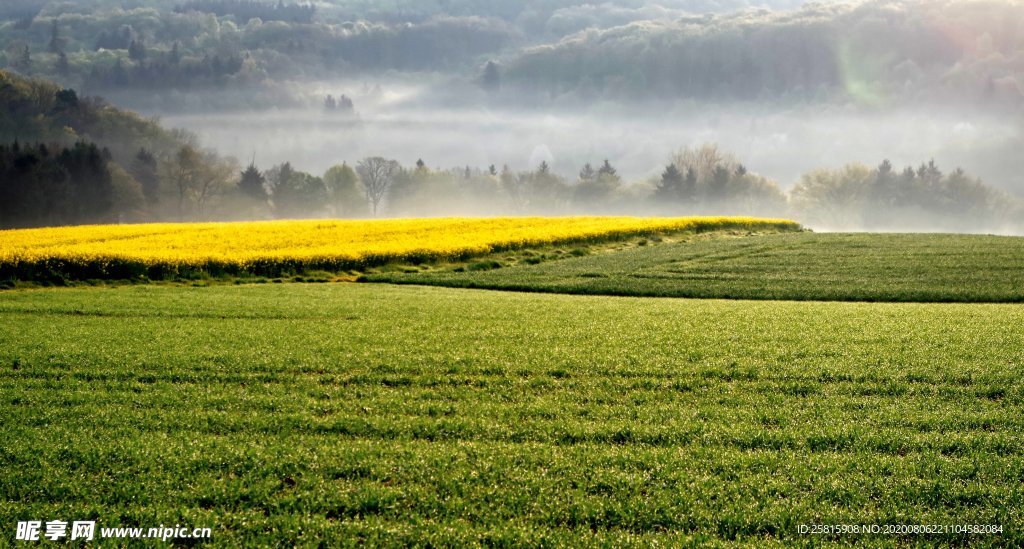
[[0, 216, 799, 279]]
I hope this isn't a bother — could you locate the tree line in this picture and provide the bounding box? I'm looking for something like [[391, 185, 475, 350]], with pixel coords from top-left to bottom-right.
[[6, 0, 1023, 109], [175, 0, 316, 24], [84, 49, 248, 90], [2, 137, 1020, 234], [0, 71, 1018, 231], [503, 1, 1024, 107], [1, 8, 516, 97], [0, 141, 117, 227], [790, 159, 1017, 232]]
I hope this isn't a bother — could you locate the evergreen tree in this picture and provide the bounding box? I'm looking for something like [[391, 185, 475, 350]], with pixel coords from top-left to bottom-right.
[[128, 39, 147, 61], [273, 169, 327, 218], [875, 159, 895, 205], [238, 162, 267, 201], [274, 162, 294, 193], [55, 88, 78, 109], [338, 94, 354, 112], [130, 148, 159, 207], [579, 163, 596, 182], [598, 159, 617, 179], [575, 159, 620, 210], [323, 162, 363, 217], [17, 45, 31, 71], [708, 165, 731, 203], [920, 159, 942, 187], [61, 142, 114, 224], [655, 163, 684, 202]]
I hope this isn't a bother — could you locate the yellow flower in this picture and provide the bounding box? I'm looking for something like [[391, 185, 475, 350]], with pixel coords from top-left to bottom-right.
[[0, 217, 799, 274]]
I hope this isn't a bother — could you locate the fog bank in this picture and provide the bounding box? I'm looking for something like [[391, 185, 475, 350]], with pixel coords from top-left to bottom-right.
[[161, 92, 1024, 196]]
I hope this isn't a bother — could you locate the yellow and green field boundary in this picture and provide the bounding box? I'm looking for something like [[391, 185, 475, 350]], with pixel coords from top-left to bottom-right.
[[0, 216, 799, 282]]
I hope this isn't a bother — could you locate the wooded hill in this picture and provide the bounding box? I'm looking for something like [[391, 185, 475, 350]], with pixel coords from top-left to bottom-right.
[[0, 69, 232, 227]]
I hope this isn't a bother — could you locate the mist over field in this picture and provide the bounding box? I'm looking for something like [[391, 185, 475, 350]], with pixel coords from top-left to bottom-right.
[[2, 0, 1023, 231], [159, 87, 1023, 195]]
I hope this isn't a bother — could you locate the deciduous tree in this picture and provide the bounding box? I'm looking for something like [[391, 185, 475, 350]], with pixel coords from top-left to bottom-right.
[[356, 156, 400, 216]]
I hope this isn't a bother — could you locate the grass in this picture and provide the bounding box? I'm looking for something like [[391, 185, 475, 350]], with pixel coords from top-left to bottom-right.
[[365, 232, 1024, 303], [1, 283, 1022, 545]]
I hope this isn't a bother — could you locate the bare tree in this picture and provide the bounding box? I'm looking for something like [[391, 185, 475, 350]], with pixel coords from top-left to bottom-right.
[[193, 153, 235, 216], [166, 145, 201, 218], [672, 143, 738, 186], [356, 157, 401, 216], [162, 145, 235, 219]]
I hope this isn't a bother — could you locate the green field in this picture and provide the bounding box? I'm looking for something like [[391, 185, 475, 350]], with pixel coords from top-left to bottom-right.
[[1, 283, 1022, 545], [366, 233, 1024, 302]]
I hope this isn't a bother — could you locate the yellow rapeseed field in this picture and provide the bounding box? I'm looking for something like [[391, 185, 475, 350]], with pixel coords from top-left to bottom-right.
[[0, 216, 799, 279]]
